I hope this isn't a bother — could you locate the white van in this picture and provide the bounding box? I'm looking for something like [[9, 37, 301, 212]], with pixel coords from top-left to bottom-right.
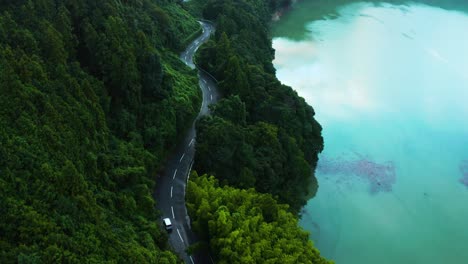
[[163, 218, 172, 231]]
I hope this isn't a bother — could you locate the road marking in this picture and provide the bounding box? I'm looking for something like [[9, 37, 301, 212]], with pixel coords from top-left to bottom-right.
[[208, 86, 211, 91], [177, 229, 184, 243], [203, 79, 207, 84], [187, 160, 194, 184], [210, 94, 213, 101], [189, 256, 195, 264], [171, 206, 175, 219], [188, 138, 194, 147], [179, 153, 185, 162], [170, 186, 173, 198], [185, 55, 188, 61], [195, 40, 199, 45], [173, 169, 178, 180]]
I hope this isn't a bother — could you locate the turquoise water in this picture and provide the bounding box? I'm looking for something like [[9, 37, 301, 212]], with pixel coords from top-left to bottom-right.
[[272, 2, 468, 263]]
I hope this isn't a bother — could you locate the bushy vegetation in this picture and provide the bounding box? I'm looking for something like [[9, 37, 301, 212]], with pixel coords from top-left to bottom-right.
[[1, 0, 328, 261], [184, 0, 328, 261], [192, 0, 324, 213], [0, 0, 201, 262], [187, 173, 332, 264]]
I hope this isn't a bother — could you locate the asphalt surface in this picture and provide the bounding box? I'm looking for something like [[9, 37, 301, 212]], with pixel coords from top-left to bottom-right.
[[154, 21, 219, 264]]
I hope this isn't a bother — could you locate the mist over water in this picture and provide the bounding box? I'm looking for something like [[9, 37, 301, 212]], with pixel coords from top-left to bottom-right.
[[273, 2, 468, 263]]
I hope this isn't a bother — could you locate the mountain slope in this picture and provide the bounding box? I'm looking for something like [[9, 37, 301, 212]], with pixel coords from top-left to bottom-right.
[[191, 0, 324, 212], [0, 0, 200, 262]]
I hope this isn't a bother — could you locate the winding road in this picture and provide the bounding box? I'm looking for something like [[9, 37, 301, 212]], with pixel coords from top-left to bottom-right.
[[154, 21, 219, 264]]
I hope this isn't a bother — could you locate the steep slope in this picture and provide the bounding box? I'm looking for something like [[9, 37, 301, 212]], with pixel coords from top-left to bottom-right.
[[181, 0, 329, 262], [154, 21, 219, 263], [190, 0, 324, 213], [0, 0, 200, 262]]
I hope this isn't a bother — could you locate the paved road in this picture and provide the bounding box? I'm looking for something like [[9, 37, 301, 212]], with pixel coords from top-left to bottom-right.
[[154, 21, 219, 264]]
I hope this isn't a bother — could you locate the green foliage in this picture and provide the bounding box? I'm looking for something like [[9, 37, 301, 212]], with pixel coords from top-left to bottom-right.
[[196, 115, 314, 210], [193, 0, 324, 212], [187, 173, 332, 264], [211, 95, 247, 125], [196, 116, 255, 189], [0, 0, 201, 262]]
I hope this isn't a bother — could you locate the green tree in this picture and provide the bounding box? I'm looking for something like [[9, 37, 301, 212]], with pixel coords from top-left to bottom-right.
[[194, 0, 324, 212], [187, 173, 332, 264], [0, 0, 201, 262], [221, 55, 249, 97], [211, 95, 247, 125]]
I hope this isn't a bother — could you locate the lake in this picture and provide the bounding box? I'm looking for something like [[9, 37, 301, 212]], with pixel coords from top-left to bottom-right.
[[272, 1, 468, 263]]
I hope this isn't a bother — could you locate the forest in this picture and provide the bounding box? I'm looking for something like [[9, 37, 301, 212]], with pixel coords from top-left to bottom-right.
[[187, 173, 331, 264], [1, 0, 328, 262], [190, 0, 324, 213], [184, 0, 328, 261], [0, 0, 200, 262]]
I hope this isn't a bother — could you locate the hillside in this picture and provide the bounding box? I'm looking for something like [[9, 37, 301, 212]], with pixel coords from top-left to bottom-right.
[[0, 0, 328, 263], [0, 0, 200, 262], [184, 0, 329, 262], [190, 0, 324, 213]]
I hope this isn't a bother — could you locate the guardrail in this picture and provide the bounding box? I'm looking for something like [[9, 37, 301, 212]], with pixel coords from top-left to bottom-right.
[[195, 64, 219, 84], [198, 19, 215, 26], [182, 27, 203, 49]]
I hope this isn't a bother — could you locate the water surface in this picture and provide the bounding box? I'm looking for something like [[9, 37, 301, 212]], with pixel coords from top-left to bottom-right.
[[273, 1, 468, 263]]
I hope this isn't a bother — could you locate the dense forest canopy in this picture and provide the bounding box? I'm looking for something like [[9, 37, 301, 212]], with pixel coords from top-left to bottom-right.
[[0, 0, 200, 262], [190, 0, 324, 213], [187, 173, 332, 264], [183, 0, 328, 262], [1, 0, 329, 261]]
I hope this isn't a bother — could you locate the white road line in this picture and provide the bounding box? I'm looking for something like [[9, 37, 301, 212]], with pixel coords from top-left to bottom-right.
[[208, 86, 211, 91], [173, 169, 178, 180], [170, 186, 173, 198], [185, 55, 188, 61], [177, 229, 184, 243], [189, 256, 195, 264], [179, 153, 185, 162], [188, 138, 194, 147], [203, 79, 207, 84], [187, 160, 194, 184], [171, 206, 175, 219], [210, 94, 213, 101]]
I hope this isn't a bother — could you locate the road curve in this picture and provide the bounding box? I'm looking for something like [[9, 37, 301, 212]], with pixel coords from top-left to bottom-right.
[[154, 21, 219, 264]]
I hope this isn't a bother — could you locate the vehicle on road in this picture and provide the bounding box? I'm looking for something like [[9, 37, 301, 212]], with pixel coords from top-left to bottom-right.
[[163, 218, 173, 232]]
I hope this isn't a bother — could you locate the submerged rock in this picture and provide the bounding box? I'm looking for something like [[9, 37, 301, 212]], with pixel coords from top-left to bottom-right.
[[317, 153, 396, 194], [459, 160, 468, 188]]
